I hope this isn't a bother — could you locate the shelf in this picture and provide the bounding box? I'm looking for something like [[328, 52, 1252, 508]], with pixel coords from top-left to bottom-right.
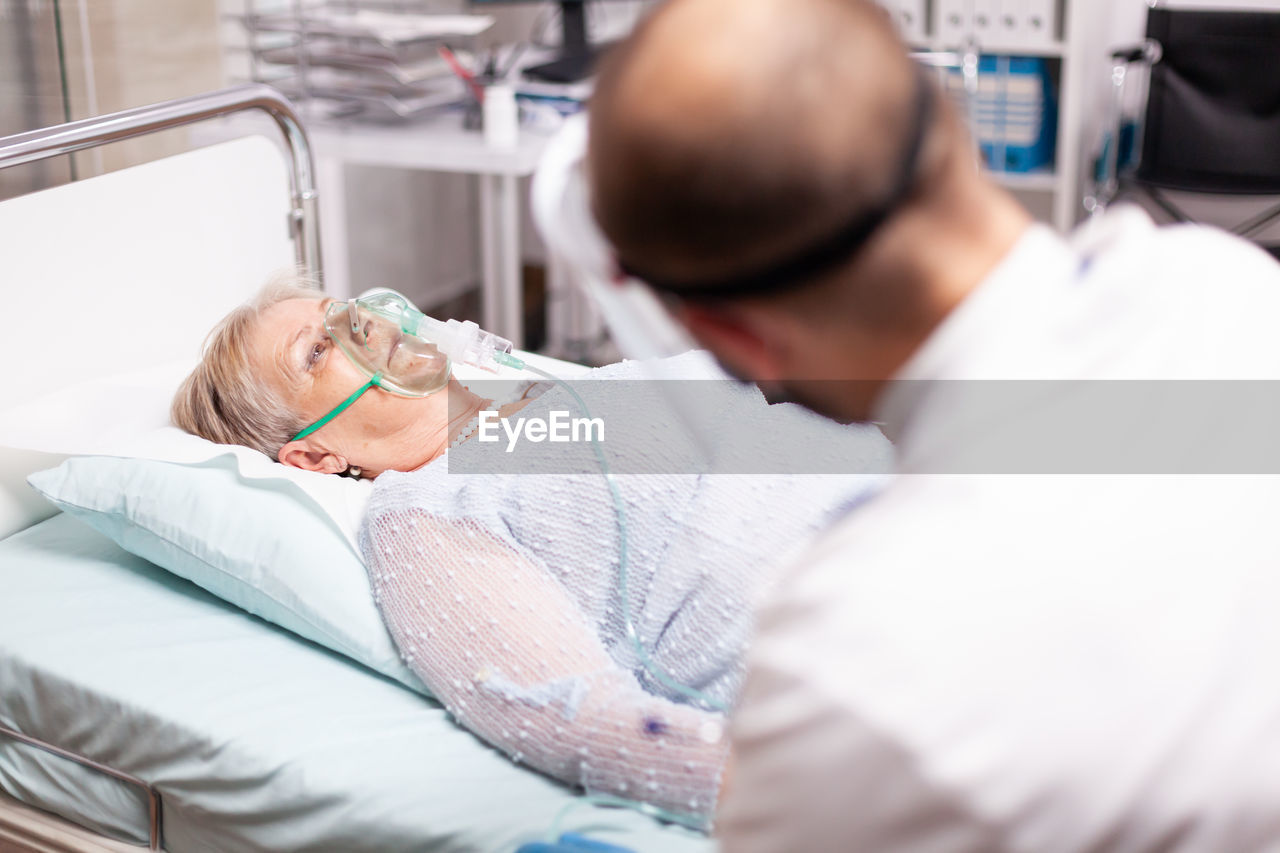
[[989, 169, 1059, 192], [909, 40, 1066, 60], [966, 41, 1065, 58]]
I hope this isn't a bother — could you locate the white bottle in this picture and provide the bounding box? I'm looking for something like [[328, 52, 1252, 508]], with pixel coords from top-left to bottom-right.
[[484, 84, 519, 150]]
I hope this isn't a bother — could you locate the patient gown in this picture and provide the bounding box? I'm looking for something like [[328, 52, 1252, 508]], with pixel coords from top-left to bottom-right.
[[358, 352, 891, 822]]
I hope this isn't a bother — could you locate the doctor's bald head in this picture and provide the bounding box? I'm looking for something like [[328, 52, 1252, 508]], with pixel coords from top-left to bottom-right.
[[589, 0, 1029, 421], [591, 0, 944, 299]]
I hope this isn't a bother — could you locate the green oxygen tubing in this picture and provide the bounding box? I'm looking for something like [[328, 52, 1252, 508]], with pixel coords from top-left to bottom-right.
[[495, 350, 728, 715], [493, 351, 727, 837]]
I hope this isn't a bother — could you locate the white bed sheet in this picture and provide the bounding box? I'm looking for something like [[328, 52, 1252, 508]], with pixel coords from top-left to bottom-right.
[[0, 513, 712, 853]]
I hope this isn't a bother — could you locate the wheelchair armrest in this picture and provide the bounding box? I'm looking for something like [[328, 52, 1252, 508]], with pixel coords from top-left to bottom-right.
[[1110, 45, 1147, 63], [1110, 39, 1162, 66]]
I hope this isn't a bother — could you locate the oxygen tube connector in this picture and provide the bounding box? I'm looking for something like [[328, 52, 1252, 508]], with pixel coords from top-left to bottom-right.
[[412, 313, 515, 372], [493, 350, 526, 370]]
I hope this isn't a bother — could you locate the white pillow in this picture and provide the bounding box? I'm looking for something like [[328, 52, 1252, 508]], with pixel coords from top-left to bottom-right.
[[2, 360, 399, 688], [115, 426, 373, 550], [28, 449, 426, 694], [0, 361, 197, 537]]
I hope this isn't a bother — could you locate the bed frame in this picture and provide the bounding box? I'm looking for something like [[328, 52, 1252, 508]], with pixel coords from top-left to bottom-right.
[[0, 84, 320, 277], [0, 795, 140, 853], [0, 84, 321, 853]]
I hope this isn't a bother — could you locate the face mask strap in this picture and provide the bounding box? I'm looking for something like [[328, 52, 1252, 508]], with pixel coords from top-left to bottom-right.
[[289, 372, 384, 443]]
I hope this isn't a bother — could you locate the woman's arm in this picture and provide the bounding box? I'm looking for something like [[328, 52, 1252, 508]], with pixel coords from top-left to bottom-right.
[[364, 508, 728, 822]]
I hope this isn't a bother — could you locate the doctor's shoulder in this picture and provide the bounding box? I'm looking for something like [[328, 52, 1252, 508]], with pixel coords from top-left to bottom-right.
[[1109, 216, 1280, 306], [1141, 223, 1280, 370]]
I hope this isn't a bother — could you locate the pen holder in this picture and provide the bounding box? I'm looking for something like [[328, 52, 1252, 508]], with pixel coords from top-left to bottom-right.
[[483, 83, 519, 149]]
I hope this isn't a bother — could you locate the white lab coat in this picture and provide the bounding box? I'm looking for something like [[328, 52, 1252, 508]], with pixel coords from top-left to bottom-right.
[[718, 207, 1280, 852]]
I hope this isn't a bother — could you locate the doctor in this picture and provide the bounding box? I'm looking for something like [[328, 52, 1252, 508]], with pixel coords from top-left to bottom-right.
[[582, 0, 1280, 849]]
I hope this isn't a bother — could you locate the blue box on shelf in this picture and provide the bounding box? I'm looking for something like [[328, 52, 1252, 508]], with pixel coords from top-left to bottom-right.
[[946, 55, 1057, 175]]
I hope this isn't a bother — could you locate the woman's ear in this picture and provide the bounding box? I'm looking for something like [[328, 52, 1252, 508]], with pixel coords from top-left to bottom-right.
[[278, 440, 348, 474]]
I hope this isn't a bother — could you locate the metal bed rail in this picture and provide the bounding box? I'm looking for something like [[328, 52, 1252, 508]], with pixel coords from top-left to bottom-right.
[[0, 723, 162, 851], [0, 83, 323, 282]]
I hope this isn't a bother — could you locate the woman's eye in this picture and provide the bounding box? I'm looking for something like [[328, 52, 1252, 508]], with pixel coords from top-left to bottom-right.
[[308, 340, 326, 367]]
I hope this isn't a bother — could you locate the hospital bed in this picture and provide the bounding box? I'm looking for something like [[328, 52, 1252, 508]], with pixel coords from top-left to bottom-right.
[[0, 85, 711, 853]]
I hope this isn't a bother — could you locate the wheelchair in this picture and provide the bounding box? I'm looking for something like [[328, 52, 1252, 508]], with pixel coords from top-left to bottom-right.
[[1086, 3, 1280, 259]]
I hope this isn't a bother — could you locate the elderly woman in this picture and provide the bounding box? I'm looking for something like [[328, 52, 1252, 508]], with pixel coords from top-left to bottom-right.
[[172, 278, 890, 824]]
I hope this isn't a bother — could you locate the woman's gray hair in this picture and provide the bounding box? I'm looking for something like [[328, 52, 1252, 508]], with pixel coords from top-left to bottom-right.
[[171, 271, 320, 459]]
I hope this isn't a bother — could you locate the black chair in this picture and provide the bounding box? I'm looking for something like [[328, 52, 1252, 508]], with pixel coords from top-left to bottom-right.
[[1088, 4, 1280, 253]]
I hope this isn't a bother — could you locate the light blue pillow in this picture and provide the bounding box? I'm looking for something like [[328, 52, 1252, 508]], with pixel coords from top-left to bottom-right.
[[28, 454, 428, 696]]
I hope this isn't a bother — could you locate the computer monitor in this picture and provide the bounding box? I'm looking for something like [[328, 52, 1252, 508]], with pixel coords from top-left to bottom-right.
[[472, 0, 606, 83]]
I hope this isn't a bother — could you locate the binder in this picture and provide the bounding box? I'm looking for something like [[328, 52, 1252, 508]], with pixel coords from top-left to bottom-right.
[[935, 0, 973, 47], [1022, 0, 1057, 48], [971, 0, 1001, 44], [944, 55, 1056, 173], [996, 0, 1023, 45], [896, 0, 928, 45], [873, 0, 927, 45]]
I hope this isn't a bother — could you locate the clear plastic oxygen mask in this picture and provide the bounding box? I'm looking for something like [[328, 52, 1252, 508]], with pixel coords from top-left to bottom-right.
[[291, 289, 515, 442], [329, 289, 514, 396]]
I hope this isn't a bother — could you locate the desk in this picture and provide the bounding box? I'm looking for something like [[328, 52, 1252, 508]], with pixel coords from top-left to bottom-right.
[[307, 111, 555, 348]]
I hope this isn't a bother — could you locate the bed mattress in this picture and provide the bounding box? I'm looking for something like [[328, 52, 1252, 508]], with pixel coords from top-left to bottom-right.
[[0, 513, 713, 852]]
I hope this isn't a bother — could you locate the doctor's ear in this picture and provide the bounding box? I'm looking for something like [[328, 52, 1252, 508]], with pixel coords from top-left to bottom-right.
[[278, 440, 348, 475], [674, 300, 787, 384]]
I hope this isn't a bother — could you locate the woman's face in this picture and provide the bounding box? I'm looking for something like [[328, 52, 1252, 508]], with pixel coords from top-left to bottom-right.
[[251, 296, 455, 476]]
